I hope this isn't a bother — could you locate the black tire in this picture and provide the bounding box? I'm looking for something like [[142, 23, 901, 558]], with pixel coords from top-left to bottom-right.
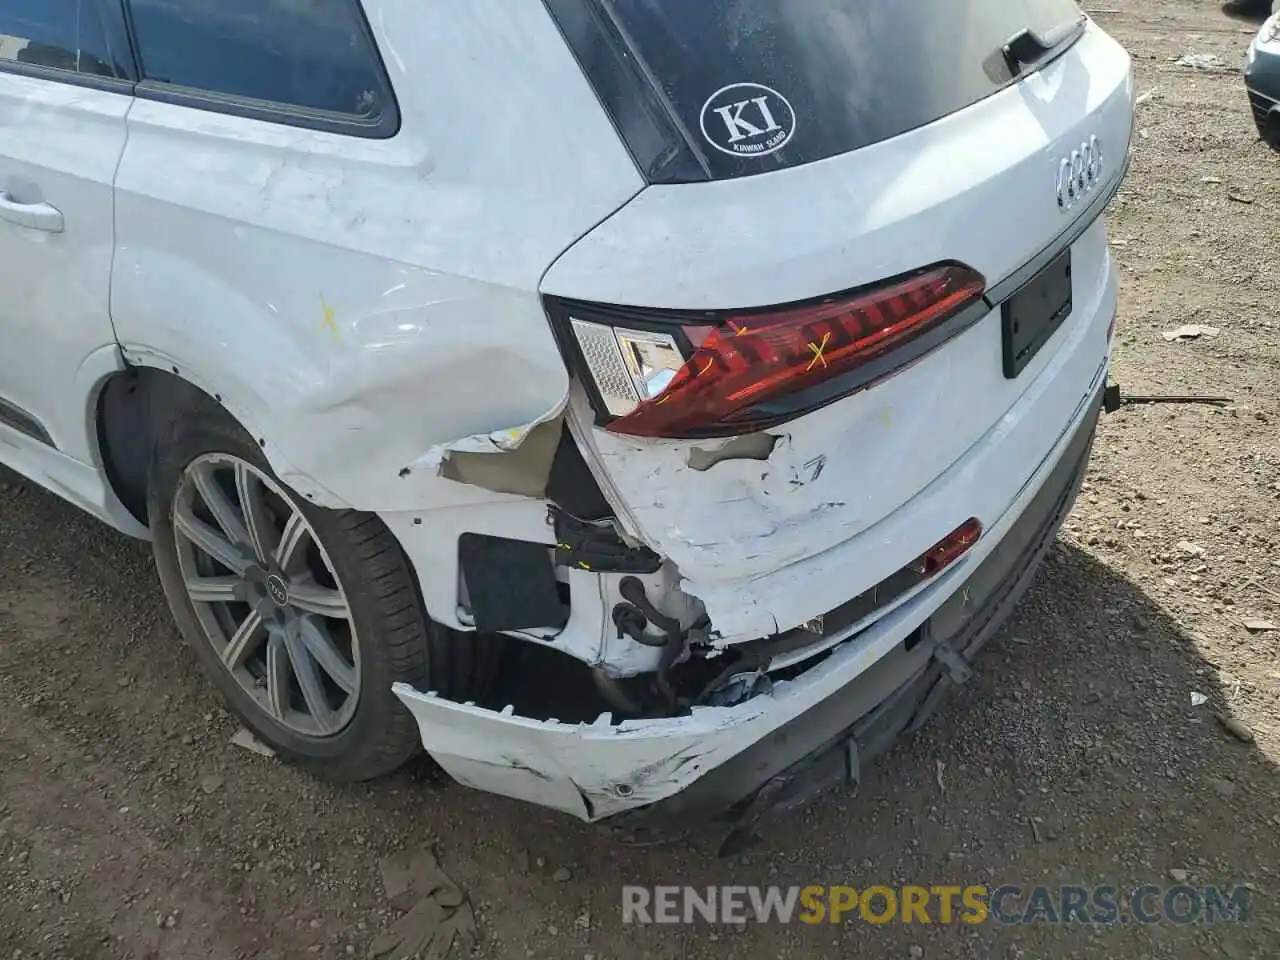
[[147, 395, 500, 781]]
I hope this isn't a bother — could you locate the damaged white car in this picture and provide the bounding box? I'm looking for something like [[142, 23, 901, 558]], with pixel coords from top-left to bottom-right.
[[0, 0, 1132, 846]]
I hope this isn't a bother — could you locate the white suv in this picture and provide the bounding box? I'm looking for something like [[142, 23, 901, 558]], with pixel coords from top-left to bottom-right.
[[0, 0, 1131, 844]]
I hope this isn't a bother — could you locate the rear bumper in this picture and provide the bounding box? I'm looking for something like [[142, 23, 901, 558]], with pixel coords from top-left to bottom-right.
[[609, 386, 1101, 849], [391, 369, 1107, 825]]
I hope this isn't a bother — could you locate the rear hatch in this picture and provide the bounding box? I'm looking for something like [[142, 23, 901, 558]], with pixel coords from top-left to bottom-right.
[[541, 1, 1133, 618]]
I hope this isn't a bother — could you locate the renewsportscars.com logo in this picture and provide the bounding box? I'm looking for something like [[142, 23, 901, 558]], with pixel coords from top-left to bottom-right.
[[622, 884, 1251, 926]]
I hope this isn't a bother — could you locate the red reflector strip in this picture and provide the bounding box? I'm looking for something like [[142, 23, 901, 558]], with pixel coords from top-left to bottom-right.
[[607, 263, 986, 439], [772, 516, 985, 648], [909, 518, 983, 578]]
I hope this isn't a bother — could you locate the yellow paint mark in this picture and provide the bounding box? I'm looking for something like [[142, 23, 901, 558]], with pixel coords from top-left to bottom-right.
[[697, 358, 714, 377], [319, 295, 340, 343], [806, 332, 831, 371], [729, 321, 750, 337], [878, 407, 894, 429]]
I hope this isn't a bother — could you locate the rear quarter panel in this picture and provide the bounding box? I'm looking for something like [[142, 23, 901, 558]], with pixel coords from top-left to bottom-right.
[[109, 0, 642, 512]]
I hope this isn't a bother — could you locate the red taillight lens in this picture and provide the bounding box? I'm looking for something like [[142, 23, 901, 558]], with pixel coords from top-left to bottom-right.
[[605, 264, 986, 439]]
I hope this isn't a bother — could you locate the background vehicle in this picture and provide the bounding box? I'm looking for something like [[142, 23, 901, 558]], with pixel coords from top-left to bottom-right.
[[0, 0, 1132, 833], [1246, 11, 1280, 147]]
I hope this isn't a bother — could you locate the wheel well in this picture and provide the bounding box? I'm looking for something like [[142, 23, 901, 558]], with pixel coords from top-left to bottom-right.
[[96, 366, 210, 525]]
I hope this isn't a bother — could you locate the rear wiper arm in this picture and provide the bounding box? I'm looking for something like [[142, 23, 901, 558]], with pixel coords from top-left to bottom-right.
[[1000, 15, 1087, 78]]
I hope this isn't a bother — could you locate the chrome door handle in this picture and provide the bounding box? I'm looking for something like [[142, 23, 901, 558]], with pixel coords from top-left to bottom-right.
[[0, 191, 63, 233]]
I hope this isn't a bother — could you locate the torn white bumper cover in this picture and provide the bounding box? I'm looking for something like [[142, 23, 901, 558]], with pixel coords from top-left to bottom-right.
[[393, 380, 1104, 835]]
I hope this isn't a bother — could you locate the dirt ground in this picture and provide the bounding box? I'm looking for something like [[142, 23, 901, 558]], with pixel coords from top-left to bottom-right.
[[4, 2, 1280, 958]]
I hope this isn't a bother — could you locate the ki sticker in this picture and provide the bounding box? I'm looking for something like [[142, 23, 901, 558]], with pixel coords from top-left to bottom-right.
[[699, 83, 796, 158]]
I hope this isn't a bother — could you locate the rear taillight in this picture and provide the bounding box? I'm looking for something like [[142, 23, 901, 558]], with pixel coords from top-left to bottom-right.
[[553, 263, 986, 439]]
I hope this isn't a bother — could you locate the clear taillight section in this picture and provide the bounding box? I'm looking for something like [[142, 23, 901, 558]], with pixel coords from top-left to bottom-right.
[[563, 263, 986, 439], [569, 319, 685, 417]]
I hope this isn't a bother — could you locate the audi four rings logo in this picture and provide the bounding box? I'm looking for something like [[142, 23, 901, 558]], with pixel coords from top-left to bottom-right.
[[1056, 136, 1104, 212]]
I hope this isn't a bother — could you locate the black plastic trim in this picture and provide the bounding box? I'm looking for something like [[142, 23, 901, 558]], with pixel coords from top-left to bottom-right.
[[0, 397, 54, 448], [540, 0, 707, 184], [122, 0, 401, 140], [101, 0, 140, 81], [0, 60, 133, 95]]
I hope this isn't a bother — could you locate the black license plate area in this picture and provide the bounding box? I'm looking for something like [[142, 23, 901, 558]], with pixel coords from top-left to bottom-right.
[[1001, 249, 1073, 379]]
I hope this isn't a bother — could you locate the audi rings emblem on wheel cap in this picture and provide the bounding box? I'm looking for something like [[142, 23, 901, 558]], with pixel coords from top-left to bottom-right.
[[265, 573, 290, 607]]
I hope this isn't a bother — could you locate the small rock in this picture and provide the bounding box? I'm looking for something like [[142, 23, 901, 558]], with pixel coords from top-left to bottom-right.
[[229, 727, 276, 758], [1162, 325, 1219, 342], [1242, 618, 1277, 633], [163, 915, 177, 929], [553, 867, 572, 883], [1212, 779, 1236, 798], [1219, 716, 1255, 743], [910, 947, 925, 959], [1169, 868, 1188, 883], [199, 775, 224, 795], [547, 924, 559, 936], [1174, 53, 1224, 70], [1175, 541, 1205, 557]]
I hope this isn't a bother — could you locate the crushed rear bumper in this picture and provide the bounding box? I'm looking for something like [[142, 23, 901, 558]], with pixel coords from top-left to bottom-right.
[[391, 375, 1103, 835], [610, 388, 1100, 851]]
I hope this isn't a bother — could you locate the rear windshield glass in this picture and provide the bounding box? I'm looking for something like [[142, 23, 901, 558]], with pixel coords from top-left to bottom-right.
[[593, 0, 1083, 179]]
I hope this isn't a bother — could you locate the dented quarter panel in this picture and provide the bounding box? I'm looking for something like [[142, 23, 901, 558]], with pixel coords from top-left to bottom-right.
[[109, 0, 643, 513]]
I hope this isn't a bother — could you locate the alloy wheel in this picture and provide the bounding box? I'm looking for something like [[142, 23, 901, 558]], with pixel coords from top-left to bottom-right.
[[172, 454, 361, 738]]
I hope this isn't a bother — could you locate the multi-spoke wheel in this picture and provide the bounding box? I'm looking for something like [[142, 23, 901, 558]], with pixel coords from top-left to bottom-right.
[[173, 454, 361, 738], [148, 398, 501, 781]]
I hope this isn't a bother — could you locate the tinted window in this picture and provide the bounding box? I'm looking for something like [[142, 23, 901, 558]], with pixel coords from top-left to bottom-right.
[[0, 0, 123, 78], [555, 0, 1084, 180], [127, 0, 391, 120]]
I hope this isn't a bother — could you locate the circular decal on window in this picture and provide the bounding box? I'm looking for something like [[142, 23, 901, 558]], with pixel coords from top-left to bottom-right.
[[699, 83, 797, 158]]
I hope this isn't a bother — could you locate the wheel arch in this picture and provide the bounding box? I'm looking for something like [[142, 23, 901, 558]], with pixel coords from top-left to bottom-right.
[[95, 360, 335, 526]]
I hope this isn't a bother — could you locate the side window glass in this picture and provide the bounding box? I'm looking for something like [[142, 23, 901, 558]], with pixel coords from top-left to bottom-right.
[[0, 0, 123, 79], [126, 0, 391, 121]]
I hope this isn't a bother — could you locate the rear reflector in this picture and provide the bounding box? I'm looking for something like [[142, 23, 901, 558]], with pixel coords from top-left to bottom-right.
[[566, 263, 986, 439], [911, 517, 983, 578]]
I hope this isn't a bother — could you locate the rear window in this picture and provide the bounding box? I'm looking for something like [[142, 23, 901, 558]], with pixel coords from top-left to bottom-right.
[[564, 0, 1083, 180]]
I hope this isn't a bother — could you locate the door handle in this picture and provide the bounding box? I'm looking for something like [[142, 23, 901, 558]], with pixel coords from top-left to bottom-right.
[[0, 191, 63, 233]]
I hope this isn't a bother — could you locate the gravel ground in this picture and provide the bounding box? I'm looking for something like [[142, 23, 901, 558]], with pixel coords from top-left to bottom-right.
[[3, 2, 1280, 958]]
